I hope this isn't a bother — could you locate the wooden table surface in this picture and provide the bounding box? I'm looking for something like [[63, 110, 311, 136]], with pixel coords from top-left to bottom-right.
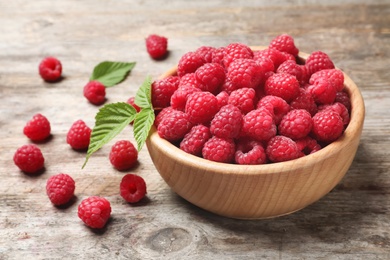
[[1, 1, 390, 259]]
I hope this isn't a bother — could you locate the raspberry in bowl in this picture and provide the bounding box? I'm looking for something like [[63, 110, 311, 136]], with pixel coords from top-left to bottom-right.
[[145, 38, 365, 219]]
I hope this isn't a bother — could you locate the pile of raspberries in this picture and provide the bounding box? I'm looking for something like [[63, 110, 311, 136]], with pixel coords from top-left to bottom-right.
[[152, 34, 351, 164]]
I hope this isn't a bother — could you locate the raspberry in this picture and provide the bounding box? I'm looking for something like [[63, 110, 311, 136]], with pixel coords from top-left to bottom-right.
[[264, 73, 300, 103], [269, 34, 299, 56], [109, 140, 138, 171], [306, 77, 337, 105], [210, 104, 243, 139], [195, 46, 216, 63], [215, 91, 229, 110], [126, 97, 141, 113], [220, 77, 238, 94], [235, 139, 266, 165], [290, 88, 318, 116], [120, 174, 147, 203], [78, 196, 111, 229], [312, 110, 344, 143], [335, 91, 351, 111], [145, 34, 168, 60], [195, 63, 225, 93], [254, 57, 275, 85], [177, 51, 205, 77], [228, 88, 257, 114], [83, 80, 106, 105], [276, 60, 303, 85], [185, 92, 219, 124], [278, 109, 313, 140], [211, 47, 225, 65], [310, 69, 344, 92], [46, 173, 75, 206], [23, 113, 51, 141], [266, 136, 303, 163], [319, 102, 350, 126], [178, 73, 197, 88], [202, 136, 235, 163], [157, 110, 192, 142], [151, 76, 180, 109], [180, 125, 211, 156], [257, 95, 290, 125], [223, 43, 253, 68], [253, 48, 287, 69], [170, 85, 201, 111], [242, 108, 277, 142], [154, 106, 176, 127], [13, 144, 44, 174], [66, 120, 92, 150], [38, 56, 62, 82], [296, 136, 321, 155], [305, 51, 335, 75], [227, 58, 263, 89]]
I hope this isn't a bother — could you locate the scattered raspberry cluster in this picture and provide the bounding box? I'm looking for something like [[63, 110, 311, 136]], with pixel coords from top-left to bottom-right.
[[153, 34, 351, 164]]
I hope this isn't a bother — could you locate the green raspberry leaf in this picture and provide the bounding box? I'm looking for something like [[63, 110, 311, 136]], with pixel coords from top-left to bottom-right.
[[82, 102, 137, 168], [133, 108, 155, 151], [134, 76, 153, 109], [90, 61, 136, 87]]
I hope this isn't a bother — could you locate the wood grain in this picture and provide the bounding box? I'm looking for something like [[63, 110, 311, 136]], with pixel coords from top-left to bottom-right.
[[1, 1, 390, 259]]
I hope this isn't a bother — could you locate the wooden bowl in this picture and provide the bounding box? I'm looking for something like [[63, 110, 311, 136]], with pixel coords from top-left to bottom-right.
[[146, 48, 365, 219]]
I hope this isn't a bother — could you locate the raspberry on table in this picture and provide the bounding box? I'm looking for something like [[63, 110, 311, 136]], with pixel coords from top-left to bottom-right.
[[235, 139, 267, 165], [39, 56, 62, 82], [202, 136, 236, 163], [145, 34, 168, 60], [312, 109, 344, 143], [67, 120, 92, 150], [23, 113, 51, 141], [180, 124, 211, 156], [177, 51, 205, 77], [195, 46, 216, 63], [264, 73, 300, 103], [289, 88, 318, 116], [269, 34, 299, 57], [151, 76, 180, 109], [109, 140, 138, 171], [120, 174, 147, 203], [78, 196, 111, 229], [228, 88, 257, 114], [266, 135, 303, 163], [257, 95, 290, 125], [241, 108, 277, 142], [13, 144, 45, 174], [185, 91, 219, 124], [210, 104, 243, 139], [278, 109, 313, 140], [227, 58, 263, 90], [223, 43, 253, 69], [83, 80, 106, 105], [157, 110, 192, 142], [195, 63, 225, 93], [305, 51, 335, 75], [46, 173, 75, 206], [170, 85, 201, 111]]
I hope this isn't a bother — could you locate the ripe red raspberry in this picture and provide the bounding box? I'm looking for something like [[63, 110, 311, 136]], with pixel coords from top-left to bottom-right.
[[170, 85, 201, 111], [120, 174, 147, 203], [83, 80, 106, 105], [319, 102, 350, 126], [223, 43, 253, 68], [276, 60, 303, 85], [227, 58, 263, 89], [195, 63, 225, 93], [78, 196, 111, 229], [310, 69, 344, 92], [177, 51, 205, 77], [195, 46, 216, 63], [278, 109, 313, 140], [13, 144, 44, 174], [185, 91, 219, 124], [178, 73, 197, 88], [157, 110, 192, 142], [109, 140, 138, 171], [216, 91, 229, 110], [180, 125, 211, 156], [265, 73, 300, 103], [257, 95, 290, 125], [228, 88, 257, 114], [312, 110, 344, 143], [211, 47, 225, 65], [145, 34, 168, 60], [220, 77, 238, 94], [126, 97, 141, 113], [296, 136, 321, 155], [305, 51, 335, 75], [154, 106, 176, 127], [202, 136, 236, 163], [66, 120, 92, 150], [266, 136, 303, 163], [23, 113, 51, 141], [335, 91, 351, 111], [269, 34, 299, 56], [210, 104, 243, 139], [39, 56, 62, 82], [151, 76, 180, 109], [46, 173, 75, 206], [235, 139, 267, 165], [242, 108, 277, 142], [290, 88, 318, 116], [253, 48, 288, 69], [254, 57, 275, 85], [306, 77, 337, 105]]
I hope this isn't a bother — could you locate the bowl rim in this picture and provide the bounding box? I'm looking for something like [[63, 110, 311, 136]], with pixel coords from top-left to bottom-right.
[[148, 47, 365, 176]]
